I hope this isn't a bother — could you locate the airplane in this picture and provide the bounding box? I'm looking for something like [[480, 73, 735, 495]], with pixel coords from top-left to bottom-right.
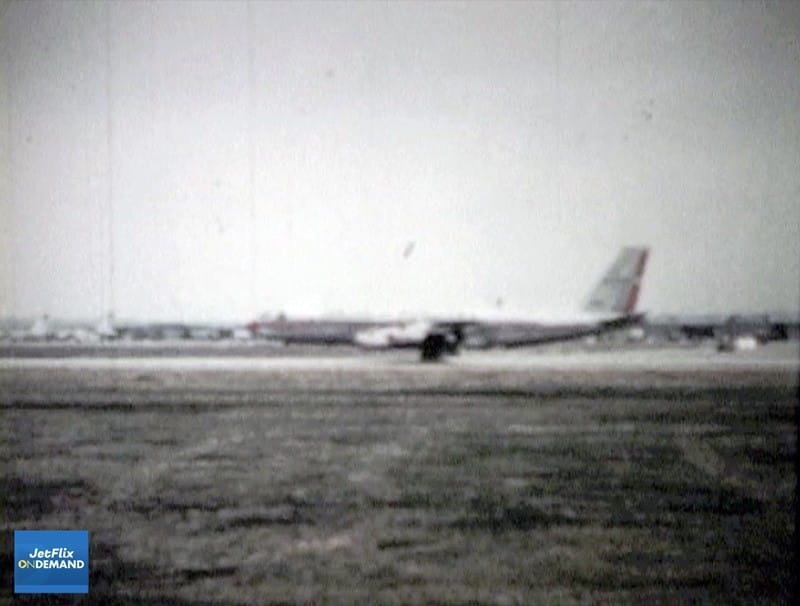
[[248, 246, 650, 361]]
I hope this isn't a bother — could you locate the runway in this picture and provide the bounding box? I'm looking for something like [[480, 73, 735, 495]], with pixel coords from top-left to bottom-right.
[[1, 342, 797, 605], [1, 340, 797, 370]]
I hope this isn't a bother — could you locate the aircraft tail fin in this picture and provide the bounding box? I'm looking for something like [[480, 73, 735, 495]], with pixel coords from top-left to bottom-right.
[[583, 247, 649, 315]]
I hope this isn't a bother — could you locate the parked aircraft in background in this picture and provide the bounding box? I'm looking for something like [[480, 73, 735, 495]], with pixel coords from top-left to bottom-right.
[[109, 321, 251, 341], [0, 316, 249, 343], [0, 315, 116, 342], [248, 246, 650, 361], [645, 312, 797, 350]]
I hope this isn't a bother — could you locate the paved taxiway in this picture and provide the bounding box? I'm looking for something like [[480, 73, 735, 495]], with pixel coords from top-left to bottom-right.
[[1, 340, 797, 370]]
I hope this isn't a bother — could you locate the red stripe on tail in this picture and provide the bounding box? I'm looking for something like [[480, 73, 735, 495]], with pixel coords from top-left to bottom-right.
[[623, 250, 648, 313]]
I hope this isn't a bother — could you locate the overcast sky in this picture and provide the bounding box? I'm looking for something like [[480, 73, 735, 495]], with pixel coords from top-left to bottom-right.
[[2, 0, 799, 321]]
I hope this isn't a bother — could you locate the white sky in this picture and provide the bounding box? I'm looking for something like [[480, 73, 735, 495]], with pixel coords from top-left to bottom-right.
[[1, 1, 799, 321]]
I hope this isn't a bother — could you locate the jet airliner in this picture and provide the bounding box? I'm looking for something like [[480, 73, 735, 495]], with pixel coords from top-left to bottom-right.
[[248, 246, 650, 361]]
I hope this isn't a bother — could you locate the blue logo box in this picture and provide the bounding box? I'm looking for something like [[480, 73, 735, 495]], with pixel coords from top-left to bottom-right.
[[14, 530, 89, 594]]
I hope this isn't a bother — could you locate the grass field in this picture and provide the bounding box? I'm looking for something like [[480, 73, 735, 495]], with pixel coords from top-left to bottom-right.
[[1, 350, 797, 604]]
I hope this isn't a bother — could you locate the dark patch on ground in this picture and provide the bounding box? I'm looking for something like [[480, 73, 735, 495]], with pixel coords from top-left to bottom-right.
[[3, 476, 94, 521], [451, 499, 581, 531]]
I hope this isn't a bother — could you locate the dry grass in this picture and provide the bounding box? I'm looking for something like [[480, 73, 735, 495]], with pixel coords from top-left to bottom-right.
[[1, 359, 796, 605]]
